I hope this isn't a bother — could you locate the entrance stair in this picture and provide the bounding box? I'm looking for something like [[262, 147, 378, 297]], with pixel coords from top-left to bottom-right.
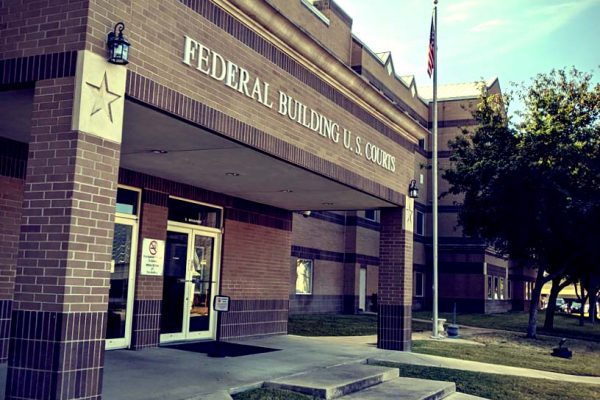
[[259, 362, 488, 400]]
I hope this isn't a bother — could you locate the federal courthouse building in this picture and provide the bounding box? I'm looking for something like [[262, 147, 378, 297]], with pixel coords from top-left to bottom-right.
[[0, 0, 536, 398]]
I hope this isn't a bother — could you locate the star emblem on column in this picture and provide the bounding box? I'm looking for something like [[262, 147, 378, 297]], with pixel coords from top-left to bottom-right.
[[406, 208, 414, 223], [86, 72, 121, 123]]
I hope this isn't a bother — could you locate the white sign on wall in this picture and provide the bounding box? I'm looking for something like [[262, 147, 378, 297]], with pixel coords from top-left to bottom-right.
[[141, 238, 165, 276]]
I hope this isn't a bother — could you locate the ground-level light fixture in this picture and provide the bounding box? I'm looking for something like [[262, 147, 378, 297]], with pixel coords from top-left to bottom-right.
[[279, 189, 293, 193], [149, 149, 168, 154], [408, 179, 419, 199], [225, 172, 240, 176], [107, 22, 130, 65]]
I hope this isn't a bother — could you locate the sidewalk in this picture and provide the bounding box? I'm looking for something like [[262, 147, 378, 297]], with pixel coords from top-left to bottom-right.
[[0, 334, 596, 399]]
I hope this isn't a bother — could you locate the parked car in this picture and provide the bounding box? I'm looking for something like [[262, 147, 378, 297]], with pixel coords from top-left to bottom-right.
[[569, 301, 589, 315]]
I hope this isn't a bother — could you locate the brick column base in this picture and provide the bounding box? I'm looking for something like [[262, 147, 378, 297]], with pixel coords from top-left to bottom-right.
[[131, 299, 162, 349], [6, 311, 106, 399], [377, 304, 411, 351]]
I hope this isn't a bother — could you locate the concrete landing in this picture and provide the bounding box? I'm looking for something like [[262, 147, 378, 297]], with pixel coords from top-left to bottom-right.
[[340, 376, 455, 400], [264, 363, 399, 399]]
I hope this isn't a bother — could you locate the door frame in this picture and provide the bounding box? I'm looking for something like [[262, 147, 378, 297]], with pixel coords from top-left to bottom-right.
[[160, 221, 222, 343], [106, 214, 139, 350]]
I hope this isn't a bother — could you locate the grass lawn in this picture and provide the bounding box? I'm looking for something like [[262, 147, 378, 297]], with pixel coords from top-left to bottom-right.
[[413, 311, 600, 342], [413, 331, 600, 376], [289, 314, 599, 376], [288, 314, 430, 336], [371, 362, 600, 400]]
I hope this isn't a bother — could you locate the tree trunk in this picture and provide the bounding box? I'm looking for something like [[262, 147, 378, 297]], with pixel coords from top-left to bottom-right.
[[527, 267, 546, 338], [543, 277, 561, 330], [589, 291, 597, 325], [578, 284, 587, 327]]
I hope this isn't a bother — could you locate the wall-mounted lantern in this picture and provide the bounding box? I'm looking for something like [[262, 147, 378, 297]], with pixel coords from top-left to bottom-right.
[[408, 179, 419, 199], [107, 22, 130, 65]]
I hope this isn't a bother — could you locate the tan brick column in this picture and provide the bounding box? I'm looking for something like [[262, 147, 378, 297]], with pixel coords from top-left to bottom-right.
[[131, 190, 168, 349], [5, 51, 126, 400], [377, 203, 413, 351]]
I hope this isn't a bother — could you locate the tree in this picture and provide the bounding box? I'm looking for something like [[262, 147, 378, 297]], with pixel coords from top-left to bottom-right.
[[444, 68, 600, 338]]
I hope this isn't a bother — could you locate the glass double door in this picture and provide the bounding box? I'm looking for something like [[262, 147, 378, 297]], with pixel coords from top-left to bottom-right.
[[160, 224, 221, 342], [107, 217, 138, 350]]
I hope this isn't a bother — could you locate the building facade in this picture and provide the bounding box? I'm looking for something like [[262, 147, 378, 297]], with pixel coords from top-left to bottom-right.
[[0, 1, 425, 398], [0, 1, 538, 399]]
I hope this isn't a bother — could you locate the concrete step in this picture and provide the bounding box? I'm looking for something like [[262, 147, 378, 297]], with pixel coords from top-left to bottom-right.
[[339, 377, 455, 400], [263, 363, 399, 399], [443, 393, 489, 400]]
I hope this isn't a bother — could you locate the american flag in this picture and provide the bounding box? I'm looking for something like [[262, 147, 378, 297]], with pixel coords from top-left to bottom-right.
[[427, 15, 435, 78]]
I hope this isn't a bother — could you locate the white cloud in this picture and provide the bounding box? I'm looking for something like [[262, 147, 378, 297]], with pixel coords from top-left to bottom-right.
[[445, 0, 481, 23], [471, 19, 508, 33]]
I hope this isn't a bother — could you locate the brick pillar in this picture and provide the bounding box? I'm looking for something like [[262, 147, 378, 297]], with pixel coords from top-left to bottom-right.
[[6, 52, 125, 399], [131, 189, 168, 349], [377, 205, 413, 351]]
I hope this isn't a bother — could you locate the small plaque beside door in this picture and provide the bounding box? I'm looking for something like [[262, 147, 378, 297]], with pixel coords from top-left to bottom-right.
[[214, 296, 230, 312], [141, 238, 165, 276]]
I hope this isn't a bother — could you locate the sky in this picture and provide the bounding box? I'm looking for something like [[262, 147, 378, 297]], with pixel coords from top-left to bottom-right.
[[335, 0, 600, 104]]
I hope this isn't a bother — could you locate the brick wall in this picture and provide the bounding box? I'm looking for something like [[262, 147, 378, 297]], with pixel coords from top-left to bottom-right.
[[219, 216, 291, 339], [0, 0, 88, 60]]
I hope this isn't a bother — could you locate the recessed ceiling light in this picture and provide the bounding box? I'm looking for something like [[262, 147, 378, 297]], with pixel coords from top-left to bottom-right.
[[150, 149, 168, 154], [225, 172, 240, 176], [279, 189, 293, 193]]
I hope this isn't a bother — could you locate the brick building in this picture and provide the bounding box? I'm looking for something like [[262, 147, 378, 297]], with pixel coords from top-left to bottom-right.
[[0, 0, 536, 399], [289, 79, 537, 317]]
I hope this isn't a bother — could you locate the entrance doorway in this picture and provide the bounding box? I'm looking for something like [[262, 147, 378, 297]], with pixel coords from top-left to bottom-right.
[[359, 267, 367, 311], [106, 216, 138, 349], [160, 223, 221, 342]]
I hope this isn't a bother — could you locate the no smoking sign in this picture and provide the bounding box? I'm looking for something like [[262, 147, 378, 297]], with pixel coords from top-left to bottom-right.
[[141, 238, 165, 276]]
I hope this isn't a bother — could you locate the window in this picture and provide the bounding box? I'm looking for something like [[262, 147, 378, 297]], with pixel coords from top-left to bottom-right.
[[364, 210, 377, 221], [168, 197, 223, 229], [525, 281, 533, 300], [418, 138, 425, 149], [487, 276, 493, 299], [415, 210, 424, 236], [499, 278, 505, 300], [295, 259, 313, 295], [494, 277, 499, 300], [507, 279, 512, 300], [116, 187, 139, 215], [414, 271, 424, 297]]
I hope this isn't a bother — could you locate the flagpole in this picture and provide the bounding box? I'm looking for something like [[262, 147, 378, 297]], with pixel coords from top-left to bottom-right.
[[432, 0, 440, 339]]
